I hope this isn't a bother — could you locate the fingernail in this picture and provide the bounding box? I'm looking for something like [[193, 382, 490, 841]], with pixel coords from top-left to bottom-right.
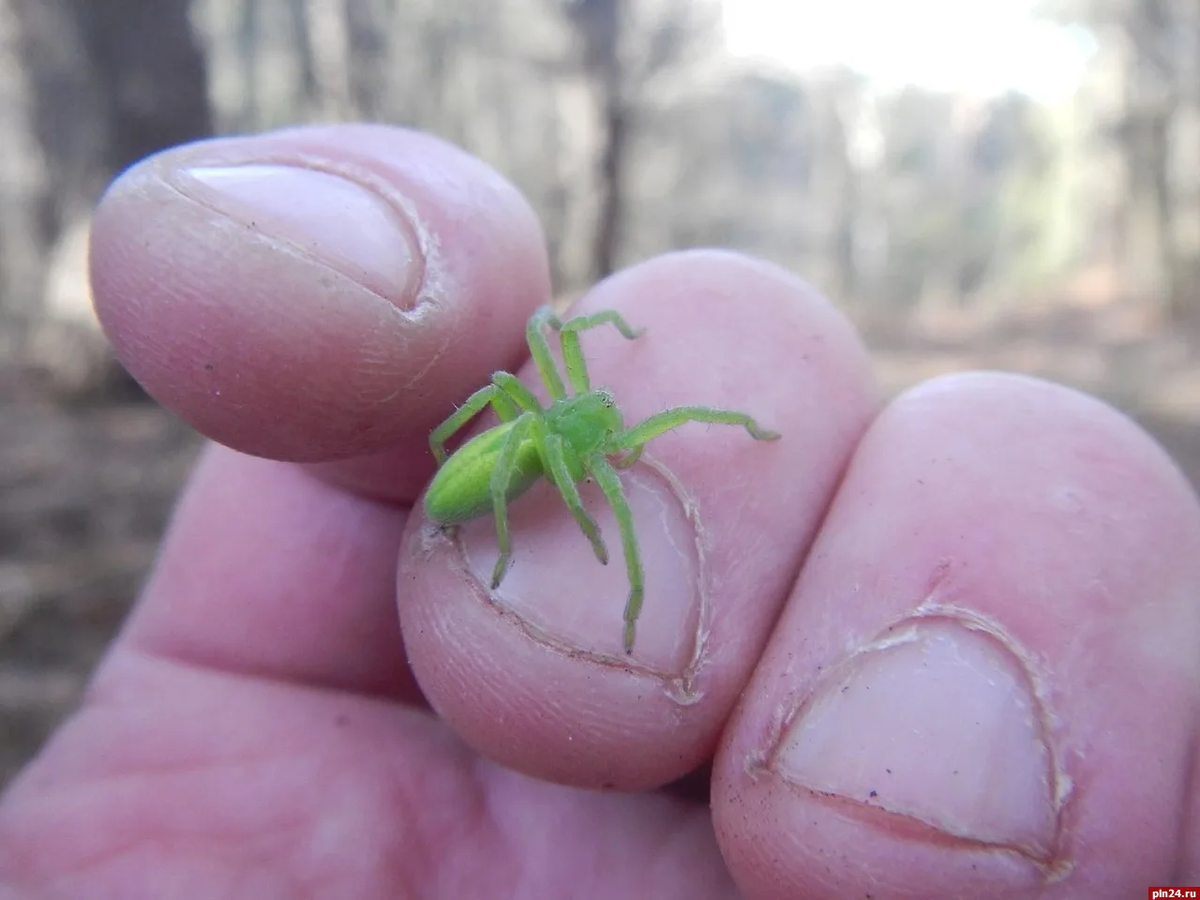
[[177, 164, 421, 307], [773, 619, 1059, 859], [458, 465, 701, 674]]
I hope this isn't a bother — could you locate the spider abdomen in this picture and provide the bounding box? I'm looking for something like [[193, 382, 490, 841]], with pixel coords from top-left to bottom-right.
[[424, 419, 544, 524]]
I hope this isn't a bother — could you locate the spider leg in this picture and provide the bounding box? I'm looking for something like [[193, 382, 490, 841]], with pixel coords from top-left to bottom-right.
[[429, 383, 520, 464], [528, 416, 608, 565], [558, 310, 644, 394], [611, 406, 781, 451], [492, 371, 544, 413], [525, 306, 569, 400], [492, 394, 520, 421], [489, 413, 534, 588], [586, 455, 643, 654]]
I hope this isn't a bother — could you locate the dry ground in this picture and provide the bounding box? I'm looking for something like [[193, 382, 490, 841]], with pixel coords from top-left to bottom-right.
[[1, 299, 1198, 789], [0, 376, 200, 785]]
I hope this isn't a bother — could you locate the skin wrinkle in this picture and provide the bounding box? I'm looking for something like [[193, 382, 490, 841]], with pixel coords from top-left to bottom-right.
[[131, 610, 404, 701], [422, 552, 710, 763], [295, 302, 422, 417], [120, 465, 411, 696], [440, 618, 660, 755], [774, 784, 1059, 870], [13, 750, 346, 895], [389, 322, 454, 401], [112, 250, 409, 450], [462, 758, 526, 897], [372, 237, 463, 407]]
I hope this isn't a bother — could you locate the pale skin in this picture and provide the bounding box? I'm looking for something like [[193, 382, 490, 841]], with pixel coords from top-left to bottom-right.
[[424, 305, 780, 653], [1, 125, 1198, 899]]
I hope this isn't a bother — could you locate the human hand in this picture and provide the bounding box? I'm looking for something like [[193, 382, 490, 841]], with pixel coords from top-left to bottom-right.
[[1, 125, 1197, 899]]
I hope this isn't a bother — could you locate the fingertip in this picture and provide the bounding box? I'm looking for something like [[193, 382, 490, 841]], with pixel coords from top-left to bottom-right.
[[92, 125, 549, 494], [714, 371, 1200, 897], [400, 250, 879, 790]]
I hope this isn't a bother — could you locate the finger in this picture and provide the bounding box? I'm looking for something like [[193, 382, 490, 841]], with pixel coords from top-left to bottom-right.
[[88, 124, 550, 691], [103, 443, 421, 701], [713, 373, 1200, 898], [92, 124, 549, 500], [400, 250, 878, 789]]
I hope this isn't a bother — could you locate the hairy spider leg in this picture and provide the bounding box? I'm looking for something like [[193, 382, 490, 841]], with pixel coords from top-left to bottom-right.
[[490, 371, 543, 413], [612, 406, 781, 451], [486, 411, 611, 592], [488, 413, 535, 587], [556, 310, 644, 394], [428, 371, 549, 464], [586, 454, 643, 654], [525, 306, 569, 401], [429, 383, 519, 464], [527, 415, 609, 565]]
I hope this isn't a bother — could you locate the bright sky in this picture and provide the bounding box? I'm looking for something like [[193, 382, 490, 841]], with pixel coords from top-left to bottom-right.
[[720, 0, 1097, 100]]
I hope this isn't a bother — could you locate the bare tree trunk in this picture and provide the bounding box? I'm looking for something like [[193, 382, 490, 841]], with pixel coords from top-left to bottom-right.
[[345, 0, 390, 118], [10, 0, 107, 240], [69, 0, 212, 173], [1108, 0, 1181, 316], [1147, 111, 1180, 315], [234, 0, 264, 130], [821, 87, 859, 303], [0, 0, 50, 359], [13, 0, 211, 230], [303, 0, 354, 120], [8, 0, 212, 389], [285, 0, 318, 113], [567, 0, 626, 281], [1116, 105, 1174, 310], [593, 92, 627, 280]]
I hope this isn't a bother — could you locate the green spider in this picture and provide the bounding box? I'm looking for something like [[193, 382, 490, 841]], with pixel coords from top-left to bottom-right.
[[424, 306, 780, 653]]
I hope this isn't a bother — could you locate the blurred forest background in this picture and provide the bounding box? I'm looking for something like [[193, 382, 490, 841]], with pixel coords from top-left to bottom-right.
[[2, 0, 1200, 787]]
